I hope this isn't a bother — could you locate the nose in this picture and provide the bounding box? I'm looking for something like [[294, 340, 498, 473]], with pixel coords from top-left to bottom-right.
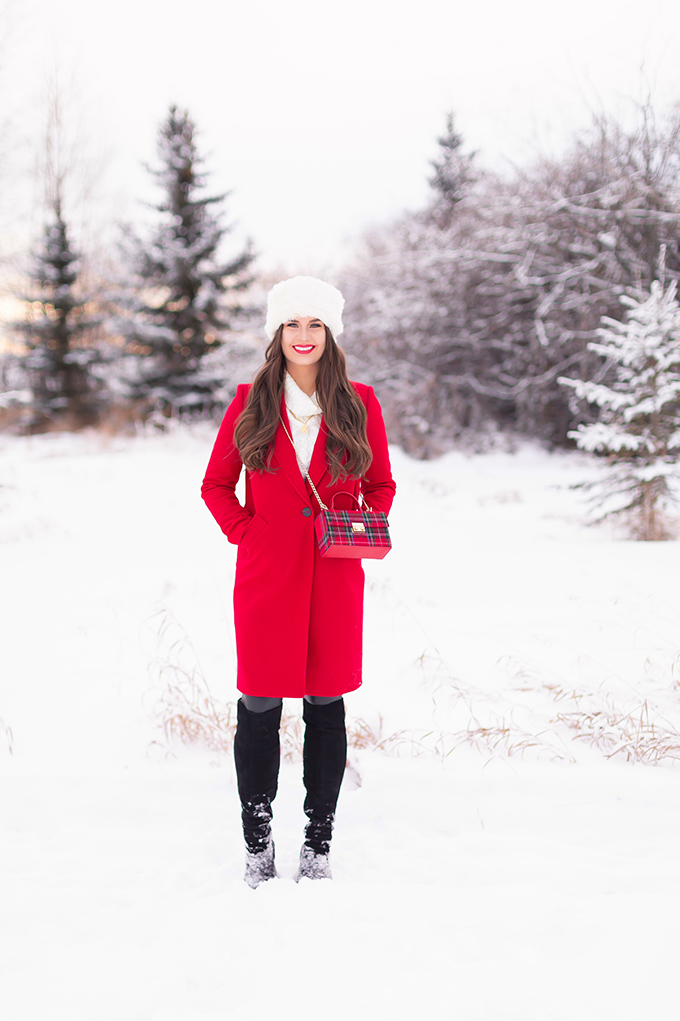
[[298, 324, 313, 343]]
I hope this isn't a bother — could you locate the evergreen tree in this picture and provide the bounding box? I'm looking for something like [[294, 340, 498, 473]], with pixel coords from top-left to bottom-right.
[[559, 271, 680, 539], [118, 106, 255, 414], [14, 195, 102, 428], [427, 112, 477, 226]]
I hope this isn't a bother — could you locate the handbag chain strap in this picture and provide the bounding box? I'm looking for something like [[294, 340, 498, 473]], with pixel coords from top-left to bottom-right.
[[279, 415, 328, 511], [279, 414, 373, 514]]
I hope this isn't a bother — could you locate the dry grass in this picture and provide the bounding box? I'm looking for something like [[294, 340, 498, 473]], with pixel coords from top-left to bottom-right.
[[0, 406, 25, 433], [96, 401, 151, 437], [447, 722, 571, 761], [414, 651, 576, 762], [155, 667, 236, 754], [149, 608, 408, 761], [155, 653, 680, 767], [153, 668, 415, 764], [416, 644, 680, 766], [1, 714, 13, 755], [154, 654, 680, 767], [149, 606, 231, 756], [546, 681, 680, 764], [150, 605, 680, 768]]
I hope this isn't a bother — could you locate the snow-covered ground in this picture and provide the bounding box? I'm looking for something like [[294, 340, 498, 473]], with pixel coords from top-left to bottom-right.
[[1, 426, 679, 1020]]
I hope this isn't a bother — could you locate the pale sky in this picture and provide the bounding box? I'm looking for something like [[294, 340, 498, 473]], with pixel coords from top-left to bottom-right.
[[3, 0, 680, 274]]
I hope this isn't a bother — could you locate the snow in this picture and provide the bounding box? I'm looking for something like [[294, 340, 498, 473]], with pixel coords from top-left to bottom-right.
[[1, 426, 679, 1019]]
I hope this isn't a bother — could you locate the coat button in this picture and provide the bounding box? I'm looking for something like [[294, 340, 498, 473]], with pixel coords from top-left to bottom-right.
[[302, 507, 312, 517]]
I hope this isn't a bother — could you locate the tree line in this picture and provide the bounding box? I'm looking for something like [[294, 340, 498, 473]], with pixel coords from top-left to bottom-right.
[[2, 101, 680, 524], [341, 107, 680, 457], [1, 105, 255, 432]]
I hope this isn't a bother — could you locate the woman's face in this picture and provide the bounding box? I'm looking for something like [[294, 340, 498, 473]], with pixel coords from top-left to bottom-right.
[[281, 317, 326, 369]]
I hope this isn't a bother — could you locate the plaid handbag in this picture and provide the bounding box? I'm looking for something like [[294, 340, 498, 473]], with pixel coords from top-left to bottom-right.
[[314, 493, 391, 560], [280, 416, 392, 560]]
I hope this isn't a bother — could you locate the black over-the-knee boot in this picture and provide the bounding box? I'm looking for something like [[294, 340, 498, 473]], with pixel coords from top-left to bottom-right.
[[298, 697, 348, 880], [233, 698, 282, 888]]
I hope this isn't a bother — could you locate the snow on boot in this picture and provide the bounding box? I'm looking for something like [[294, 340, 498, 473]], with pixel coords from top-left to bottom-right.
[[296, 844, 332, 882], [244, 836, 277, 889], [234, 699, 281, 887], [299, 698, 346, 878]]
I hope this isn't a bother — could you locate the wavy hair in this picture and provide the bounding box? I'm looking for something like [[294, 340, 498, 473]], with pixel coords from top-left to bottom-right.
[[233, 326, 372, 484]]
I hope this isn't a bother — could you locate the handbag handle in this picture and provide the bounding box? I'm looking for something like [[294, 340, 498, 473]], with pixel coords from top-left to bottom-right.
[[330, 491, 373, 513], [279, 416, 372, 513]]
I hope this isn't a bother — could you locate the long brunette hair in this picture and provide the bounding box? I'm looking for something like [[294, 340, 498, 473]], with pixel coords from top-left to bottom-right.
[[234, 326, 372, 483]]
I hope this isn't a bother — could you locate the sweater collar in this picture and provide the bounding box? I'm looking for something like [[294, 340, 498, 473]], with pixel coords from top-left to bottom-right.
[[284, 372, 322, 417]]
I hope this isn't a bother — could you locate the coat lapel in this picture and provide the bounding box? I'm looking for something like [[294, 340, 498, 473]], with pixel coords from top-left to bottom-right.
[[271, 398, 310, 503], [308, 419, 329, 489]]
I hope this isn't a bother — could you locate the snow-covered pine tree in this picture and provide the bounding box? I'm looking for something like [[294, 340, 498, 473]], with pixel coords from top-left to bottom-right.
[[427, 112, 477, 227], [559, 271, 680, 539], [13, 195, 103, 429], [117, 106, 255, 415]]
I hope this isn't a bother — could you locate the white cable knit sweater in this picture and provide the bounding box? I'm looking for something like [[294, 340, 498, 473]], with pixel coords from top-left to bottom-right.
[[284, 372, 322, 476]]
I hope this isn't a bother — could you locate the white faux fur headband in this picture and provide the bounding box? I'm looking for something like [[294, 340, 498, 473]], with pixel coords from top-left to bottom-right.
[[265, 276, 345, 340]]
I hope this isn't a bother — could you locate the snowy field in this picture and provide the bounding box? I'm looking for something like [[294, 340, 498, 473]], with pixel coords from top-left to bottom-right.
[[1, 425, 679, 1020]]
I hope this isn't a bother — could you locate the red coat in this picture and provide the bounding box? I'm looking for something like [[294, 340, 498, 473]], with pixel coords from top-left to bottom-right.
[[201, 381, 396, 698]]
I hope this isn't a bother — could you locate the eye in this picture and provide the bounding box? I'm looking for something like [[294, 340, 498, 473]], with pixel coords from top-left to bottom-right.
[[310, 321, 323, 328], [286, 321, 299, 328]]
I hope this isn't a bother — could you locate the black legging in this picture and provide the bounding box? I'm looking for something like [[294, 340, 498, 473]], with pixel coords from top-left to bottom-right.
[[241, 694, 342, 713]]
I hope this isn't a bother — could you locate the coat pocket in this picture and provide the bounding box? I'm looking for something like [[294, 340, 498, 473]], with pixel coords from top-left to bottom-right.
[[240, 513, 269, 553]]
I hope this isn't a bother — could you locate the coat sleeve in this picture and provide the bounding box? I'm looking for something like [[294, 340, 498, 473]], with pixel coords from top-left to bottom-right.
[[361, 386, 396, 515], [201, 384, 252, 545]]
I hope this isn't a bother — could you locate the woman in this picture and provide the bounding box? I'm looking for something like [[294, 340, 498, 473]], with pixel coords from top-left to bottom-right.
[[201, 276, 396, 887]]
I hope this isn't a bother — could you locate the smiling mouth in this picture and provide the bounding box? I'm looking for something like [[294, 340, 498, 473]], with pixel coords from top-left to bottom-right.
[[292, 345, 315, 353]]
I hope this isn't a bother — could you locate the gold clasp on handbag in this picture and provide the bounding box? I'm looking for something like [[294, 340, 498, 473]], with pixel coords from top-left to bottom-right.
[[351, 522, 366, 533]]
